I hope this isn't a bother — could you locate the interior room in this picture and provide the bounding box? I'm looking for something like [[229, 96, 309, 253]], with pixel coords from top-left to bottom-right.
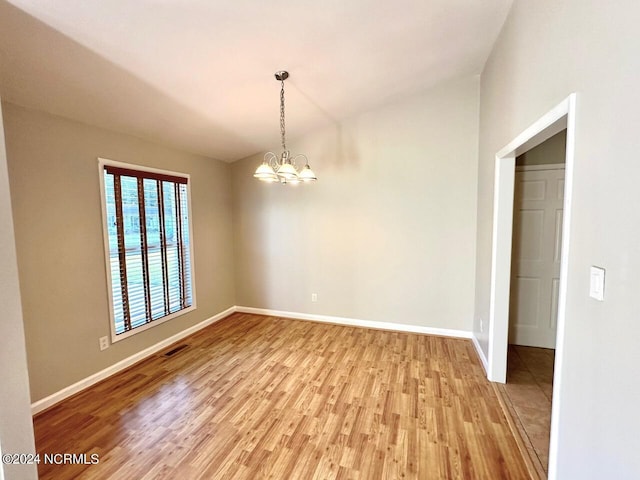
[[1, 1, 640, 479]]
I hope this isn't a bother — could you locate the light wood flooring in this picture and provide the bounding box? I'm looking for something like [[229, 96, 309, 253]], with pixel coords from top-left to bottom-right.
[[34, 313, 532, 479]]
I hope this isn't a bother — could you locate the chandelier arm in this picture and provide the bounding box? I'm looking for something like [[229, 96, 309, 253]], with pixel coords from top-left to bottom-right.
[[264, 151, 279, 169], [290, 154, 308, 169]]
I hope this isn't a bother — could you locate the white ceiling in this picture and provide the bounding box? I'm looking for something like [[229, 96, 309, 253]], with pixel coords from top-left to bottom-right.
[[0, 0, 512, 162]]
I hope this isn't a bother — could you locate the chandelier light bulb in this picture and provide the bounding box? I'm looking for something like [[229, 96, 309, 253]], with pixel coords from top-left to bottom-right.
[[253, 162, 278, 182], [299, 164, 317, 182]]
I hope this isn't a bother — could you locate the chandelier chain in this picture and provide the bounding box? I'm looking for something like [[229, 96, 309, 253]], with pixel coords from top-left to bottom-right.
[[280, 80, 287, 151]]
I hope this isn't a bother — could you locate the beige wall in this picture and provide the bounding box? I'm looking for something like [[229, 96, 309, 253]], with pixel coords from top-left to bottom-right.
[[232, 76, 479, 331], [3, 102, 236, 402], [0, 101, 37, 479], [475, 0, 640, 477], [516, 130, 566, 166]]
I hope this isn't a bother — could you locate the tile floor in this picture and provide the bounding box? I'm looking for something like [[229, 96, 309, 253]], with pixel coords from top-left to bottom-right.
[[503, 345, 555, 475]]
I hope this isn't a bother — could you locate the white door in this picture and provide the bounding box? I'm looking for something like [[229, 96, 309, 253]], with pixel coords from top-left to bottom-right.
[[509, 165, 565, 348]]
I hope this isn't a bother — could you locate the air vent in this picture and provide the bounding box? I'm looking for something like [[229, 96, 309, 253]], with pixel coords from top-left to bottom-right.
[[163, 344, 189, 357]]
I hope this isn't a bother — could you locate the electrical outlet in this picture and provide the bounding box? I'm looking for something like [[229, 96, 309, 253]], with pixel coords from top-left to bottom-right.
[[99, 336, 109, 351], [311, 293, 318, 302]]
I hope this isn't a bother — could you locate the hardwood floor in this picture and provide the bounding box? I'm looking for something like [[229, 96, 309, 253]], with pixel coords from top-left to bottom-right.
[[34, 313, 531, 479]]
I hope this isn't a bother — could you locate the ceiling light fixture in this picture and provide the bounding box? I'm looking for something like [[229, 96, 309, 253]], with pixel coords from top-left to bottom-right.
[[254, 71, 317, 184]]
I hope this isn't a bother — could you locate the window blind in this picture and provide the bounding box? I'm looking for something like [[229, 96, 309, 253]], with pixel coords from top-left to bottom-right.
[[103, 165, 193, 336]]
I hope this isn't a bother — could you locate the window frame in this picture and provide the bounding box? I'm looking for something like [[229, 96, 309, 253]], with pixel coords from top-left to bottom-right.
[[98, 158, 197, 343]]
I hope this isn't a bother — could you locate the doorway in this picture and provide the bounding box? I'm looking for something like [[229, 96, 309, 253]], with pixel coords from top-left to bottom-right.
[[510, 132, 566, 349], [503, 131, 566, 476], [487, 94, 576, 480]]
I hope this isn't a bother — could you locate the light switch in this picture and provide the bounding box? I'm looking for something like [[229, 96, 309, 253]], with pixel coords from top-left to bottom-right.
[[589, 266, 605, 301]]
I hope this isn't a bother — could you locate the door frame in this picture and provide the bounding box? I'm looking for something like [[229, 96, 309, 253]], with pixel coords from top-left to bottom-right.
[[487, 93, 576, 479]]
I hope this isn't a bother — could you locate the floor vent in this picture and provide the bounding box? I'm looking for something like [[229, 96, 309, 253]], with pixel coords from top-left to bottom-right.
[[163, 344, 189, 357]]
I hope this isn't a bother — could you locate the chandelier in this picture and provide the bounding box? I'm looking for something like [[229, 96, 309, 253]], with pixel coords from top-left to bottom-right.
[[253, 71, 317, 184]]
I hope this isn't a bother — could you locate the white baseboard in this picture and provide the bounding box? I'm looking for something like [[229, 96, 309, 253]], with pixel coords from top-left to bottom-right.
[[471, 334, 489, 374], [31, 306, 236, 415], [235, 306, 472, 339]]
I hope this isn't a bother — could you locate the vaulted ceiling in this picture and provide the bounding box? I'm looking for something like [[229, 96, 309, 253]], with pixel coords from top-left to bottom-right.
[[0, 0, 512, 162]]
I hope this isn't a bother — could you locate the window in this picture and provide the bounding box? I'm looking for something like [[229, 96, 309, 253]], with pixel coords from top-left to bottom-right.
[[99, 159, 195, 340]]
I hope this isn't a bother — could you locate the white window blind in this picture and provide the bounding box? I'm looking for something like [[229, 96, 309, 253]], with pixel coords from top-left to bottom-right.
[[102, 164, 193, 337]]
